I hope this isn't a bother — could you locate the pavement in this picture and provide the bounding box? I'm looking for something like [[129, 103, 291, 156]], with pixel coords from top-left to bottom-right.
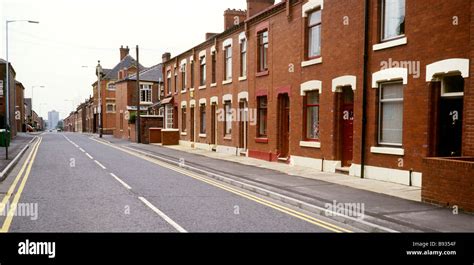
[[0, 132, 36, 181], [96, 134, 474, 232], [0, 132, 358, 233]]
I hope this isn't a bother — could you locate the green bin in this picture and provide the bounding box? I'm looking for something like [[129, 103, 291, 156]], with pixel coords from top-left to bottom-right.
[[0, 129, 11, 147]]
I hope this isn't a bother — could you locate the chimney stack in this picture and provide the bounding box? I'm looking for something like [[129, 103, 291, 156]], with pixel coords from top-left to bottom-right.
[[162, 52, 171, 63], [120, 45, 130, 60], [224, 9, 247, 30], [247, 0, 275, 18]]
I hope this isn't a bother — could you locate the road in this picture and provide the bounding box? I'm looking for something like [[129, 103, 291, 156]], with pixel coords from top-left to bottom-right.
[[0, 133, 358, 233]]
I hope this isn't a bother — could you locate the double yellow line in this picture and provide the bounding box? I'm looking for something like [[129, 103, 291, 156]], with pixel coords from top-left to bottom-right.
[[93, 138, 352, 233], [0, 137, 42, 233]]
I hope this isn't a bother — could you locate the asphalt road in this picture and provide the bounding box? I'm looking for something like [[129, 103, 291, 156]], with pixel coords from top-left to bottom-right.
[[0, 133, 358, 232]]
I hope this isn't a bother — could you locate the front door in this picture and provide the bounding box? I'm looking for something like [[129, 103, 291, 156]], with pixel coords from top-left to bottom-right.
[[239, 100, 248, 151], [278, 94, 290, 158], [190, 107, 195, 142], [211, 103, 216, 146], [438, 97, 463, 157], [341, 87, 354, 166]]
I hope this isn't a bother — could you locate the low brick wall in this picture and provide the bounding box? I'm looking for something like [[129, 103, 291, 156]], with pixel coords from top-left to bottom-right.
[[149, 128, 162, 144], [139, 116, 163, 144], [422, 157, 474, 212], [161, 129, 180, 146]]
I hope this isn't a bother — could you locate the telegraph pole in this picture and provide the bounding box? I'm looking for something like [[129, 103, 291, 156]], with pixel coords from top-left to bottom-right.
[[96, 61, 103, 138], [136, 45, 141, 144]]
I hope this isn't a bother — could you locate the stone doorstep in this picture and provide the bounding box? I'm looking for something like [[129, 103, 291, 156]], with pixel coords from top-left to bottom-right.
[[164, 144, 421, 202]]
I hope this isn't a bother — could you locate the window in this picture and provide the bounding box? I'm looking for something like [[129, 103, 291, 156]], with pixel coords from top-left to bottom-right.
[[305, 92, 320, 140], [167, 71, 171, 95], [181, 107, 187, 132], [307, 9, 321, 58], [190, 61, 195, 88], [224, 101, 232, 136], [211, 52, 217, 84], [200, 104, 206, 134], [442, 75, 464, 96], [257, 30, 269, 73], [379, 82, 404, 146], [257, 96, 267, 137], [166, 104, 174, 129], [174, 68, 178, 93], [158, 107, 164, 117], [140, 84, 152, 103], [107, 83, 116, 91], [381, 0, 405, 41], [224, 45, 232, 81], [240, 39, 247, 77], [200, 56, 206, 86], [181, 63, 187, 91], [106, 100, 116, 113]]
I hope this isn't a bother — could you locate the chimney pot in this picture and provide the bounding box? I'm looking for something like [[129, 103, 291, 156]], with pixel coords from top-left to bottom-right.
[[120, 46, 130, 61], [162, 52, 171, 63]]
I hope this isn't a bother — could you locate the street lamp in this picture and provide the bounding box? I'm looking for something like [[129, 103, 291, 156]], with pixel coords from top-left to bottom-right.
[[96, 61, 104, 138], [5, 19, 39, 159], [31, 85, 44, 112]]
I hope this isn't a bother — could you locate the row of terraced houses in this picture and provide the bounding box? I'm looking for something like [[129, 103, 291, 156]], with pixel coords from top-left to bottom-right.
[[66, 0, 474, 212]]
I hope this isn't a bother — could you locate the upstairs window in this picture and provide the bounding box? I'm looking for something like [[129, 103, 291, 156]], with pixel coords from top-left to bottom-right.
[[181, 63, 187, 91], [240, 39, 247, 77], [107, 83, 116, 91], [211, 52, 217, 84], [190, 60, 195, 88], [140, 84, 152, 103], [257, 30, 268, 73], [200, 56, 206, 86], [224, 45, 232, 81], [167, 71, 171, 95], [307, 9, 321, 58], [381, 0, 405, 41], [174, 68, 178, 93]]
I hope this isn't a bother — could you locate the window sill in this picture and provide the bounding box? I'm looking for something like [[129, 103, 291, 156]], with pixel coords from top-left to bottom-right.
[[255, 138, 269, 143], [181, 132, 187, 136], [301, 57, 322, 68], [256, 70, 269, 77], [239, 76, 247, 81], [222, 80, 232, 85], [210, 83, 217, 88], [223, 136, 232, 141], [140, 102, 153, 105], [181, 89, 187, 94], [199, 134, 207, 138], [370, 146, 404, 156], [189, 88, 195, 92], [198, 85, 207, 90], [162, 129, 180, 132], [373, 37, 407, 51], [299, 141, 321, 149]]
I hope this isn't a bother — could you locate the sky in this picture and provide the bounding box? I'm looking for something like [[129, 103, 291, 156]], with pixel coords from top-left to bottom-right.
[[0, 0, 263, 119]]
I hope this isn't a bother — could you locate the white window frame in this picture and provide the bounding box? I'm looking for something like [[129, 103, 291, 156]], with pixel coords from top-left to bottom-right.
[[378, 81, 404, 147], [140, 83, 153, 104]]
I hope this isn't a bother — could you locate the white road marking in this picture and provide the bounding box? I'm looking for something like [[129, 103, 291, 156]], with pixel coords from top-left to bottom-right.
[[110, 173, 132, 190], [85, 153, 94, 160], [138, 197, 187, 233], [79, 148, 85, 152], [94, 160, 107, 170]]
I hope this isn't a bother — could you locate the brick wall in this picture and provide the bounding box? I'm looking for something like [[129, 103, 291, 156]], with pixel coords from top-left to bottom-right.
[[422, 157, 474, 212]]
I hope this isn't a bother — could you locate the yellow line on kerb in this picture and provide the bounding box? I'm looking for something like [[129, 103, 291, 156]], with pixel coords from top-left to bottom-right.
[[0, 138, 40, 216], [0, 137, 42, 233], [92, 138, 352, 233]]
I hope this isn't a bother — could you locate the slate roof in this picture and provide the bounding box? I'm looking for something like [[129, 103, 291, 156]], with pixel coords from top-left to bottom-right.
[[103, 55, 144, 80], [128, 63, 163, 82]]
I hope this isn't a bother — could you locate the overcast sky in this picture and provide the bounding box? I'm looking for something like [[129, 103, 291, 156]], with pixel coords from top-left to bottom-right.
[[0, 0, 265, 119]]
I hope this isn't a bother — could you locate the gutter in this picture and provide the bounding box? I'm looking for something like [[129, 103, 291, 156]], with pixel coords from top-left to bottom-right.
[[361, 0, 370, 179]]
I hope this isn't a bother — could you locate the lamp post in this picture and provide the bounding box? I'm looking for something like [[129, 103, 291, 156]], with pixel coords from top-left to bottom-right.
[[31, 85, 44, 113], [96, 61, 103, 138], [5, 19, 39, 159]]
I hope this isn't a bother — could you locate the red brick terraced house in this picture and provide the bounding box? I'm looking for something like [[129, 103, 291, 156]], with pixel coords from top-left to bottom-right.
[[91, 46, 143, 135], [114, 64, 163, 142], [161, 0, 474, 209]]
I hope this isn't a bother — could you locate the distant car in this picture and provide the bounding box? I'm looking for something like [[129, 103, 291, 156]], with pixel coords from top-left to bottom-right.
[[57, 129, 62, 132]]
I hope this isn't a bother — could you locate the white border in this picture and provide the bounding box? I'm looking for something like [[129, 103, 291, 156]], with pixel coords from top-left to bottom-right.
[[301, 80, 322, 95], [370, 146, 404, 156], [426, 58, 470, 82], [373, 37, 407, 51], [332, 75, 356, 92], [302, 0, 324, 17], [223, 94, 233, 102], [372, 68, 408, 88], [238, 91, 249, 101], [299, 141, 321, 149]]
